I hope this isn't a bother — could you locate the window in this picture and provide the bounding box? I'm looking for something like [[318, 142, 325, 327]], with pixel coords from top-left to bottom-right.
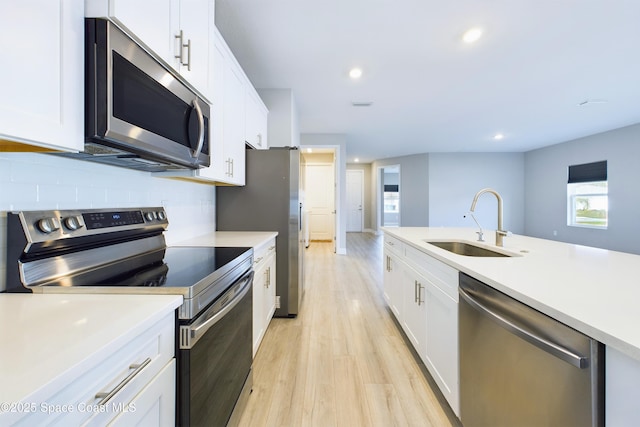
[[567, 161, 608, 228]]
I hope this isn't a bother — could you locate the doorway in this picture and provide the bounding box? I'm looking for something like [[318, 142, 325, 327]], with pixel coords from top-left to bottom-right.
[[380, 165, 400, 227], [302, 149, 337, 252]]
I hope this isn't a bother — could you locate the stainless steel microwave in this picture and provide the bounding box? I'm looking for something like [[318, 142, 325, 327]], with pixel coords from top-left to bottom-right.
[[58, 18, 210, 172]]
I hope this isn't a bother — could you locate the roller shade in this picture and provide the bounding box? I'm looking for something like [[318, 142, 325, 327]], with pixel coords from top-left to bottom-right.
[[568, 160, 607, 183]]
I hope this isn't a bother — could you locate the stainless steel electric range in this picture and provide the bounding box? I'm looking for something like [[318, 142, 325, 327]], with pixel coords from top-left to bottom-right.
[[5, 207, 253, 426]]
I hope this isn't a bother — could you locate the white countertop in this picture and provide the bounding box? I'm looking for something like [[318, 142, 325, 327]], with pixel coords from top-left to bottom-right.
[[174, 231, 278, 248], [383, 227, 640, 361], [0, 293, 182, 404]]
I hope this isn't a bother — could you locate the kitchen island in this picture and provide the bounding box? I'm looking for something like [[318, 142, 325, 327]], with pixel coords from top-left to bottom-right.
[[383, 227, 640, 425]]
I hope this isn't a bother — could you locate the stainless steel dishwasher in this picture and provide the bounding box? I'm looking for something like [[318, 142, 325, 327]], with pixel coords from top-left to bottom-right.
[[459, 273, 604, 427]]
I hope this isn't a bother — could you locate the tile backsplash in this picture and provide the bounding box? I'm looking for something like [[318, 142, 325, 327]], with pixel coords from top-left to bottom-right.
[[0, 152, 216, 291]]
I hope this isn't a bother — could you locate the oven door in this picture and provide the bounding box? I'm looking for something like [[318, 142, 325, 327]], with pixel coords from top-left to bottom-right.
[[177, 269, 253, 427], [86, 18, 210, 169]]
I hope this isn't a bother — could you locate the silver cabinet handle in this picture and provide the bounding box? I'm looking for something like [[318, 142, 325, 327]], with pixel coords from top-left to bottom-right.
[[416, 281, 424, 306], [174, 30, 184, 63], [459, 286, 588, 369], [184, 38, 191, 71], [95, 357, 152, 405], [191, 98, 205, 160], [174, 30, 191, 70]]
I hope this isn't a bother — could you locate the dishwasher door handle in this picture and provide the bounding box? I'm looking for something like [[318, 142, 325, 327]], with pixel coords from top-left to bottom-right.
[[459, 287, 588, 369]]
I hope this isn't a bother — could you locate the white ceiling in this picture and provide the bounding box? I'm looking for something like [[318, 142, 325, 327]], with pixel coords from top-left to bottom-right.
[[215, 0, 640, 163]]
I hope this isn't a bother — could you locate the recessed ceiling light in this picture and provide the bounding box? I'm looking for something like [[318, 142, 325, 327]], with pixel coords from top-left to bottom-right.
[[349, 68, 363, 79], [462, 27, 483, 44], [354, 158, 360, 163], [494, 133, 504, 140], [306, 148, 313, 153]]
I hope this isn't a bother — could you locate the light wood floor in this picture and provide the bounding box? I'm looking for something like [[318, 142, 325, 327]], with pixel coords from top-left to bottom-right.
[[237, 233, 458, 427]]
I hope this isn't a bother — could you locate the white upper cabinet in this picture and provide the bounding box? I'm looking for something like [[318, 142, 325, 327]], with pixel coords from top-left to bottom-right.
[[0, 0, 84, 152], [172, 0, 214, 97], [85, 0, 214, 99], [245, 86, 268, 149]]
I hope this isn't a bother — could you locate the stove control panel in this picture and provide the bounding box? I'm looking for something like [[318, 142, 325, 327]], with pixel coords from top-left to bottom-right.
[[11, 207, 169, 243]]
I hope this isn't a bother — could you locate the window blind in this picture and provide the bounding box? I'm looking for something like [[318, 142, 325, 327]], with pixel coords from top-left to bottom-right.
[[568, 160, 607, 183]]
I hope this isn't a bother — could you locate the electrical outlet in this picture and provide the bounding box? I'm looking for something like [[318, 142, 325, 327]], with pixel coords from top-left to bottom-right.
[[275, 296, 281, 309]]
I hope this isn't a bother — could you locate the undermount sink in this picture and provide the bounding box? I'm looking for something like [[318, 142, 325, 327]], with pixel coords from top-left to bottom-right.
[[424, 240, 512, 257]]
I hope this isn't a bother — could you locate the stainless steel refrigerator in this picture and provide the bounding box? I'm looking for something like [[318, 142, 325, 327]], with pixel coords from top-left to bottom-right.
[[216, 147, 304, 317]]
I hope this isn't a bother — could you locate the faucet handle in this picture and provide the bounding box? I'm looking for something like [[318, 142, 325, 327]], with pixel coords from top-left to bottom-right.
[[476, 231, 485, 242]]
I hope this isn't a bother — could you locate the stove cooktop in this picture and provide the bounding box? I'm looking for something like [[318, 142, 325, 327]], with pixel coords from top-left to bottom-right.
[[41, 246, 252, 296]]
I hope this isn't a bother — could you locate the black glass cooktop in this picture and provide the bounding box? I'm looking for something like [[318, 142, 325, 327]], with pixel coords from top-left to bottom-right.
[[44, 246, 252, 290]]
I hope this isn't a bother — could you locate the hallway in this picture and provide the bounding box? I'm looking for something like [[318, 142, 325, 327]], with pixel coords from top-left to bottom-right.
[[237, 233, 456, 426]]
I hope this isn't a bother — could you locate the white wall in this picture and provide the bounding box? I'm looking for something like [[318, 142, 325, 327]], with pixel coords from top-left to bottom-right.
[[0, 153, 216, 291], [524, 123, 640, 254], [257, 88, 300, 147], [428, 153, 525, 234]]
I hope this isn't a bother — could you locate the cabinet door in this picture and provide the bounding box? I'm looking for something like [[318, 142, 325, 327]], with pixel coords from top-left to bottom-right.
[[0, 0, 83, 152], [401, 265, 427, 359], [245, 88, 268, 149], [383, 250, 402, 319], [109, 359, 176, 427], [252, 261, 267, 357], [425, 280, 459, 416], [263, 251, 277, 326], [175, 0, 213, 97], [197, 29, 246, 184], [223, 60, 247, 185]]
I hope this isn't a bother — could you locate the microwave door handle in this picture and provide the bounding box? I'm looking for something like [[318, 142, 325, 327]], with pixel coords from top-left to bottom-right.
[[191, 98, 205, 159]]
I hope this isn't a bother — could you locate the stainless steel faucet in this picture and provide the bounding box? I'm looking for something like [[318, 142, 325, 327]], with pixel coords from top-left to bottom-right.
[[470, 188, 509, 247]]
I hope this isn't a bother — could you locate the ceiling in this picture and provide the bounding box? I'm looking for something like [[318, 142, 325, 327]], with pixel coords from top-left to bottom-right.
[[215, 0, 640, 163]]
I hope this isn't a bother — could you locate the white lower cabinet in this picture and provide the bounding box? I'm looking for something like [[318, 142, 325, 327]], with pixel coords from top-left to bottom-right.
[[383, 232, 460, 417], [401, 265, 428, 358], [8, 312, 176, 427], [252, 238, 277, 356], [108, 359, 176, 427], [424, 279, 459, 416], [383, 236, 404, 319], [606, 346, 640, 426]]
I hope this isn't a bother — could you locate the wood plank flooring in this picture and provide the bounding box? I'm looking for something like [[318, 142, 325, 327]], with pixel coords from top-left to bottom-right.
[[237, 233, 458, 427]]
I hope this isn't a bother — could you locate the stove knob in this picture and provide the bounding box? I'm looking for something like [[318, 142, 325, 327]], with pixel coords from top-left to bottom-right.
[[157, 211, 166, 221], [63, 216, 83, 231], [36, 217, 60, 234], [144, 212, 155, 221]]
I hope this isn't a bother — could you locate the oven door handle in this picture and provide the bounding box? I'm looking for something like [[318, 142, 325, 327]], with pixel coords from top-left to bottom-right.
[[180, 270, 254, 349]]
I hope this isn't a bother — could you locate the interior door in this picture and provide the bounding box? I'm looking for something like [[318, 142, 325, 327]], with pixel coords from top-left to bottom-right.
[[306, 163, 335, 241], [346, 170, 364, 232]]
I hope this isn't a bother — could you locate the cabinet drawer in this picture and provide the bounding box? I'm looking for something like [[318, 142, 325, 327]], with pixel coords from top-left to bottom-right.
[[11, 313, 175, 427], [405, 245, 458, 301], [383, 234, 404, 256], [253, 238, 276, 270]]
